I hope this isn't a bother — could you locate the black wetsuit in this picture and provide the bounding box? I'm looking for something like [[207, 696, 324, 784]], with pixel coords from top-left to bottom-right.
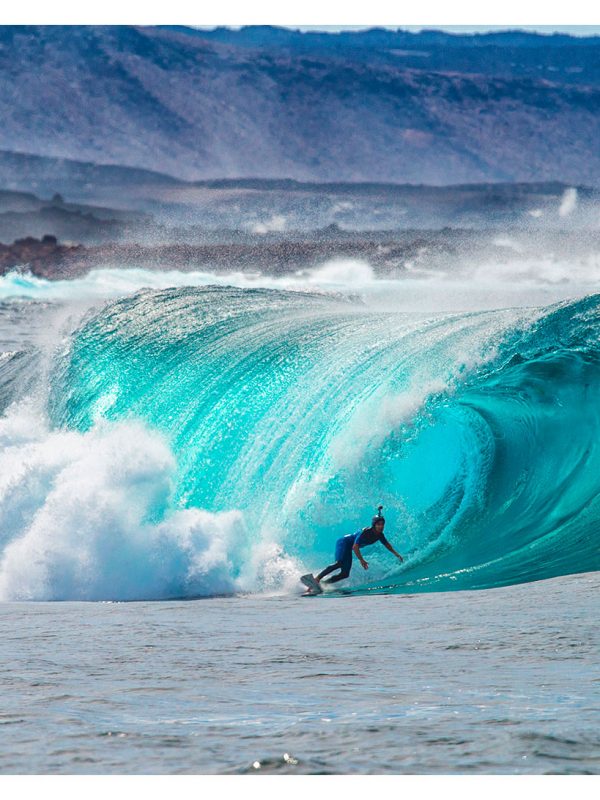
[[316, 527, 389, 583]]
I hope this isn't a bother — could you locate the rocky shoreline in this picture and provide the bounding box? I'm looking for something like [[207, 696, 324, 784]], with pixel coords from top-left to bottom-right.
[[2, 229, 599, 282]]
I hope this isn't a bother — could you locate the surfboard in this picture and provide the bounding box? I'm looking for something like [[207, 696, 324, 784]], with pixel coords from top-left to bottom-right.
[[300, 573, 323, 595]]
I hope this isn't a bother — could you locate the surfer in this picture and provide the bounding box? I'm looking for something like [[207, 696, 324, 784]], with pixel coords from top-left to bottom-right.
[[301, 506, 404, 593]]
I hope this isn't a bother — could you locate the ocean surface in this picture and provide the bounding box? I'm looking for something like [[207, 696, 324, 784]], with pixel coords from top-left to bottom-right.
[[0, 258, 598, 773], [1, 574, 598, 774]]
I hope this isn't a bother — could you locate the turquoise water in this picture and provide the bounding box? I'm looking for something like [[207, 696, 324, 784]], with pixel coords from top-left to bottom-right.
[[0, 276, 599, 599], [28, 286, 600, 597]]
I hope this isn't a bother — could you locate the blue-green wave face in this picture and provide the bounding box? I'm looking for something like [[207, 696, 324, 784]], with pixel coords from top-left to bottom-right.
[[46, 286, 600, 595]]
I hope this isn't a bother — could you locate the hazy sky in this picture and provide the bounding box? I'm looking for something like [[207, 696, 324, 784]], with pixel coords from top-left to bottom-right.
[[292, 25, 600, 36], [197, 25, 600, 37]]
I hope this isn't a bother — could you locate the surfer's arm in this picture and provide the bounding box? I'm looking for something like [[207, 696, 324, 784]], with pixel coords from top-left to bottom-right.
[[352, 542, 369, 569], [382, 537, 404, 562]]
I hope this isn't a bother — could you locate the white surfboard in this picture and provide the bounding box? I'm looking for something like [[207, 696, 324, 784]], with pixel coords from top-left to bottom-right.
[[300, 573, 323, 595]]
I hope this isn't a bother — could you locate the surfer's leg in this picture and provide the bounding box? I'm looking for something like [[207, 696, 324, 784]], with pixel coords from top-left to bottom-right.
[[316, 561, 342, 582], [317, 535, 353, 583], [322, 544, 353, 583], [323, 567, 350, 584]]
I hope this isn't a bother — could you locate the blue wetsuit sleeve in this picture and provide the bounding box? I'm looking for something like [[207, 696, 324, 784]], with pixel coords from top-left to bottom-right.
[[380, 533, 390, 547], [353, 530, 364, 548]]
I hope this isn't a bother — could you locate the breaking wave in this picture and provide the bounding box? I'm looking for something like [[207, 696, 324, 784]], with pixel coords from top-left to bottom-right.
[[1, 277, 599, 599]]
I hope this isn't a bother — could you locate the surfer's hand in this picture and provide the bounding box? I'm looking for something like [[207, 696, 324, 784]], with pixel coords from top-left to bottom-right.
[[361, 560, 369, 570], [397, 554, 404, 563]]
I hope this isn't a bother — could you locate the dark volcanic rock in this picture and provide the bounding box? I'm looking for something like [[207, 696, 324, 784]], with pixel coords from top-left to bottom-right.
[[3, 229, 599, 282], [0, 235, 85, 275]]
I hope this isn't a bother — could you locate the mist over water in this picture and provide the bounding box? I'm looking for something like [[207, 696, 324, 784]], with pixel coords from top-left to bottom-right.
[[2, 246, 600, 308], [0, 254, 599, 601]]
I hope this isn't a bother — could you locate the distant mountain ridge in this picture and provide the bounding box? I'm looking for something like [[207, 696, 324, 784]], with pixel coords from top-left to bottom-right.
[[179, 26, 600, 84], [0, 26, 599, 184]]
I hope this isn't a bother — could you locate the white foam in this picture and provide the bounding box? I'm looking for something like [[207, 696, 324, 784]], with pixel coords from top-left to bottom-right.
[[0, 403, 260, 601], [3, 245, 599, 315], [0, 259, 375, 303], [559, 187, 578, 217], [252, 214, 287, 234]]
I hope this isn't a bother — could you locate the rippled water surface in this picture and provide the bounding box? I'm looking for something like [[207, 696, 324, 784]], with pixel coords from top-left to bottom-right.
[[1, 573, 598, 774]]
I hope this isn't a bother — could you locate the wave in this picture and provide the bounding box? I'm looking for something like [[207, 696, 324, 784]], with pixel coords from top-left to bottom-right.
[[2, 250, 600, 311], [0, 262, 376, 303], [1, 283, 599, 599]]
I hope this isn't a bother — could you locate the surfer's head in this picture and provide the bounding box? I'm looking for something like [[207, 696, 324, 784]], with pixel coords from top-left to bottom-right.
[[371, 516, 385, 531], [371, 504, 385, 531]]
